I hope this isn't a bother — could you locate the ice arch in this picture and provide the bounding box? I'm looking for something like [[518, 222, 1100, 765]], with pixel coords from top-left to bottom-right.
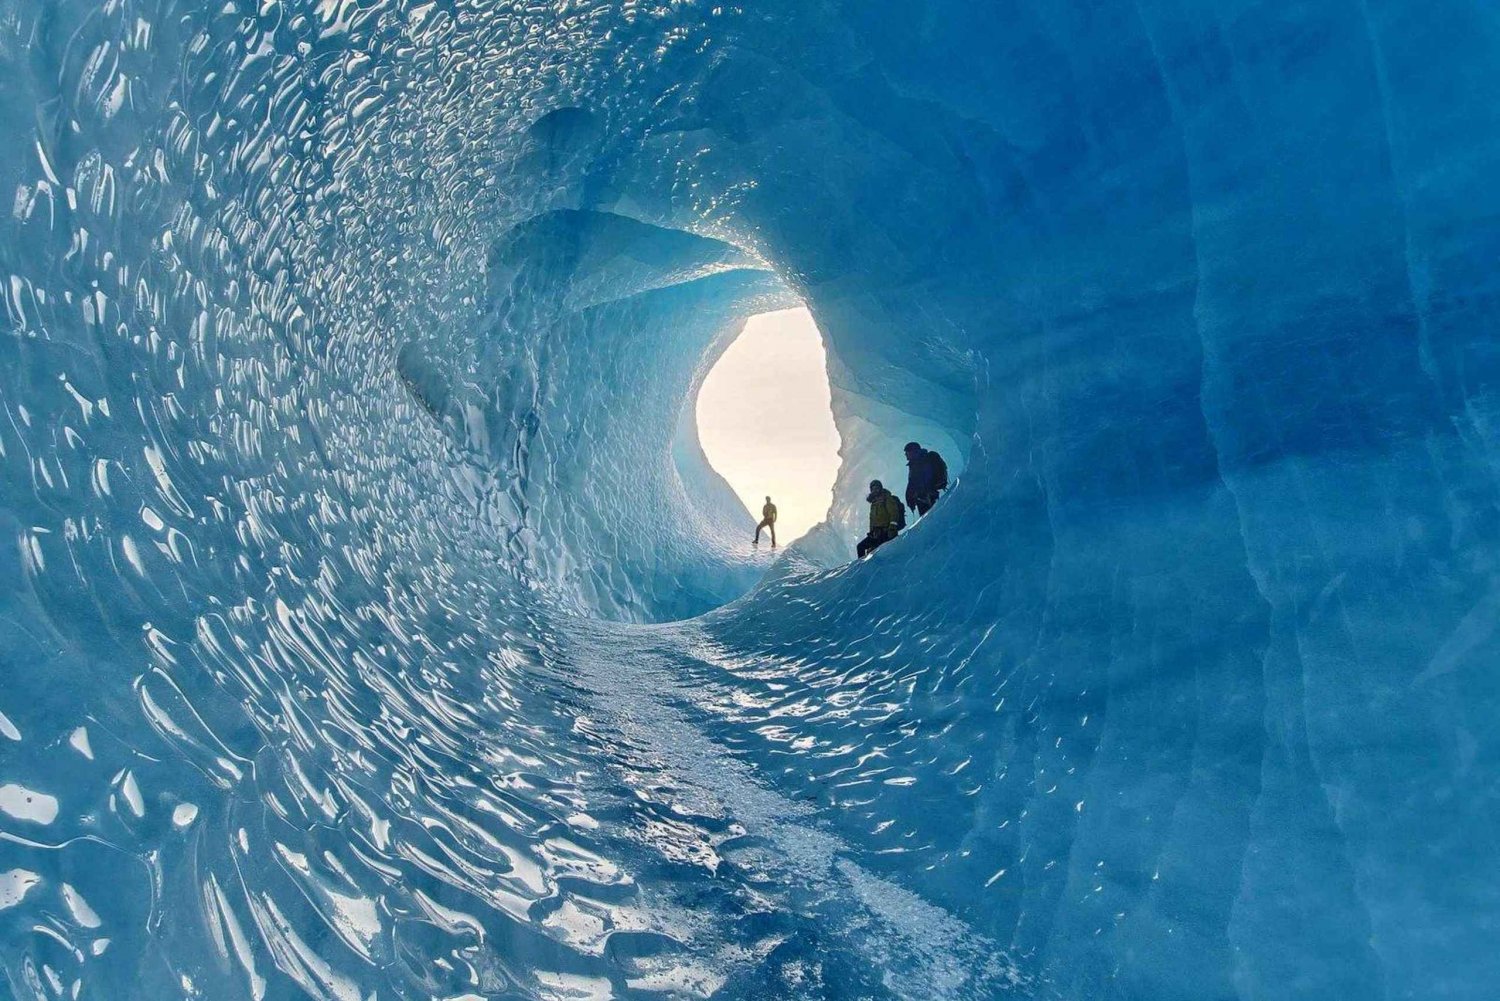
[[0, 2, 1496, 1000]]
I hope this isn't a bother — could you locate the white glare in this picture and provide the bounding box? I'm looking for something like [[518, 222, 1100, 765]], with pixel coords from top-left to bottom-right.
[[695, 307, 842, 545]]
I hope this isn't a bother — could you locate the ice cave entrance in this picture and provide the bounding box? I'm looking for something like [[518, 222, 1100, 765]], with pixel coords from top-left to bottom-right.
[[695, 307, 842, 544]]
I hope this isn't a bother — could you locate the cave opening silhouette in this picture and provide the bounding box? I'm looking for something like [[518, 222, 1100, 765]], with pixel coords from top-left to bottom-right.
[[694, 306, 842, 549]]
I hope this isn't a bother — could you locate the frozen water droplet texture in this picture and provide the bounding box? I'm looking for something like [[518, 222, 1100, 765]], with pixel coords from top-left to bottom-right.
[[0, 1, 1495, 999]]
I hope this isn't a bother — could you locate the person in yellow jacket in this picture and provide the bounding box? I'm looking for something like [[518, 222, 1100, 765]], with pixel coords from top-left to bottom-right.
[[857, 480, 905, 558], [753, 496, 778, 547]]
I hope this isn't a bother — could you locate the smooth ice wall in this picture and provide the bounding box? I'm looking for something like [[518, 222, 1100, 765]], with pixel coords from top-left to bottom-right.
[[0, 0, 1497, 999], [685, 4, 1500, 997]]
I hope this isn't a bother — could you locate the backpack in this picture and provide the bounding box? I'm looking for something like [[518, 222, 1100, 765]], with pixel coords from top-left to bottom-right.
[[930, 451, 949, 492], [892, 495, 907, 530]]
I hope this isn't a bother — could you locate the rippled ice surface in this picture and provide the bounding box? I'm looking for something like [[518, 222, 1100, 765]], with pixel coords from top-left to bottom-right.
[[3, 0, 1499, 999]]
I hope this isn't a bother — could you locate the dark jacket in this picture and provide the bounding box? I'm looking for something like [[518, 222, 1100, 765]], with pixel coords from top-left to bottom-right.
[[905, 448, 948, 508]]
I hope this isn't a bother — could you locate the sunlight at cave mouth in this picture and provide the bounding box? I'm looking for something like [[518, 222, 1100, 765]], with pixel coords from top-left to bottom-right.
[[695, 307, 842, 545]]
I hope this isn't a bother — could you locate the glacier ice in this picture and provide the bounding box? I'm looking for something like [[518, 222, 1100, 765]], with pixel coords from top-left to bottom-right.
[[0, 1, 1496, 999]]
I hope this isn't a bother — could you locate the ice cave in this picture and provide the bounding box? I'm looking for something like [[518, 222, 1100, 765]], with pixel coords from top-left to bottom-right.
[[0, 1, 1496, 999]]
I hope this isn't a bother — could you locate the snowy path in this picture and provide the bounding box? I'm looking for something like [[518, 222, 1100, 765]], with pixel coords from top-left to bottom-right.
[[564, 620, 1032, 999]]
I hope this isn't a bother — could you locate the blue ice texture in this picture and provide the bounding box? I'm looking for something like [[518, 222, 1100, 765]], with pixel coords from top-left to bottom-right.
[[0, 1, 1496, 999]]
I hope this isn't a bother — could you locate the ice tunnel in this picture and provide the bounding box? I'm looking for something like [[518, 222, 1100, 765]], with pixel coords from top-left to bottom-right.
[[1, 1, 1496, 999]]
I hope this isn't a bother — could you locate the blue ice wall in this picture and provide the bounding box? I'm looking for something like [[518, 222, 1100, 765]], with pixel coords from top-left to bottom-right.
[[1, 1, 1497, 999]]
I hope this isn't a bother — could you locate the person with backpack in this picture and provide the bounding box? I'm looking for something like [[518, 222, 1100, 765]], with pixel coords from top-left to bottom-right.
[[904, 441, 948, 516], [857, 480, 906, 558]]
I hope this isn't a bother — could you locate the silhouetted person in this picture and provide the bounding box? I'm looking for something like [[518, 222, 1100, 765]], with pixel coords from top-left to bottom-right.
[[754, 496, 778, 546], [857, 480, 905, 558], [904, 441, 949, 516]]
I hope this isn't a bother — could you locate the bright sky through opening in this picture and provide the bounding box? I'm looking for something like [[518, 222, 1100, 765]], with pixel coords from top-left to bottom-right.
[[696, 307, 842, 545]]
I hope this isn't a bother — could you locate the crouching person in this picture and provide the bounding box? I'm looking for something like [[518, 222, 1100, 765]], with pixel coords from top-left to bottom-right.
[[857, 480, 906, 558]]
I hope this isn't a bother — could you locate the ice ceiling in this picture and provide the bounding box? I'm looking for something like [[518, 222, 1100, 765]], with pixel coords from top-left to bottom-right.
[[0, 1, 1496, 999]]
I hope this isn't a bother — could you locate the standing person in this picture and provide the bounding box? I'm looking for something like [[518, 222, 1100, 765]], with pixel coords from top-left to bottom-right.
[[857, 480, 905, 558], [904, 441, 949, 516], [754, 496, 778, 547]]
